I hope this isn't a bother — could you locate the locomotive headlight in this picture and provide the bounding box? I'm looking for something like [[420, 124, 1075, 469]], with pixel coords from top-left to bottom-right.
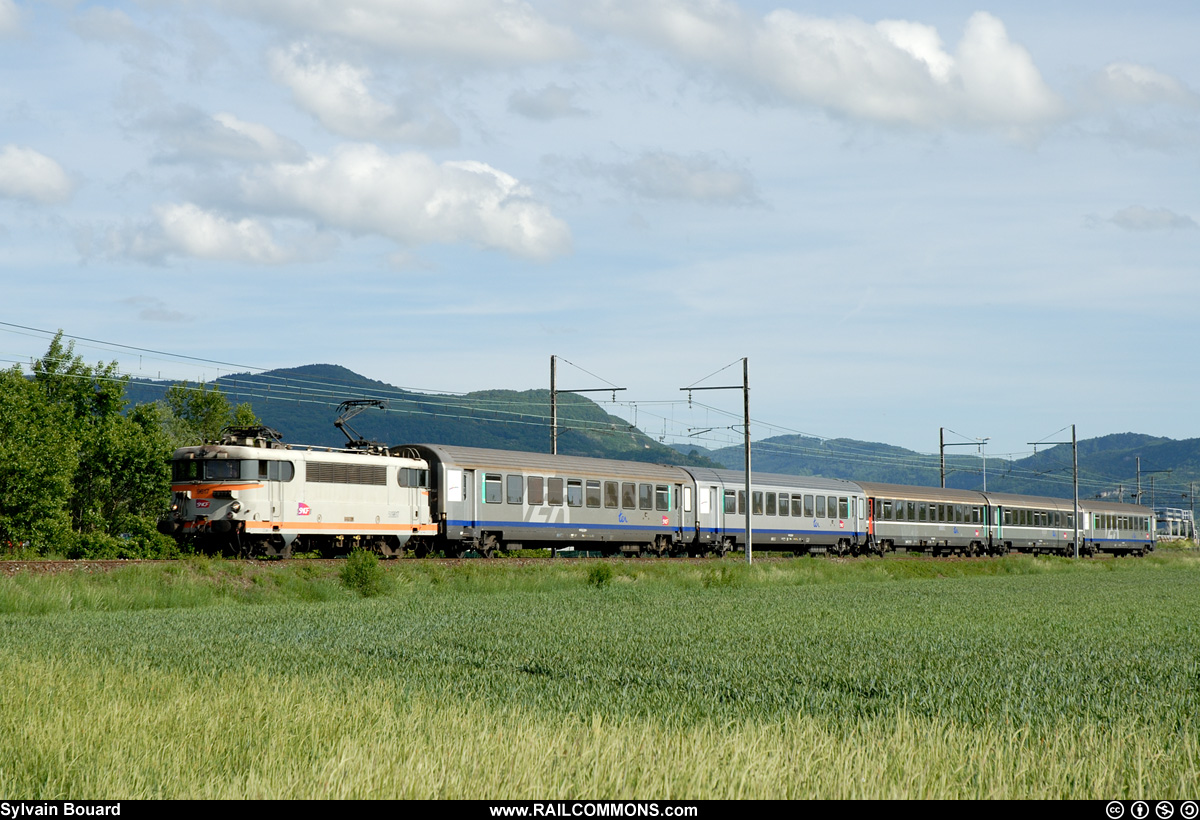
[[231, 501, 242, 513]]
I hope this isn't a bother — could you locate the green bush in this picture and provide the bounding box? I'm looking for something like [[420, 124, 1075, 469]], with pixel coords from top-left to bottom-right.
[[586, 562, 614, 588], [340, 549, 388, 598]]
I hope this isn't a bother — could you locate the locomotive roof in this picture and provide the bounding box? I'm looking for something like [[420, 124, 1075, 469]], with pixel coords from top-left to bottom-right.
[[396, 443, 689, 482]]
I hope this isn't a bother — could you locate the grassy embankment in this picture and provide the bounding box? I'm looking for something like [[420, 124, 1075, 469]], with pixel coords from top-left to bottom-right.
[[1, 554, 1198, 799]]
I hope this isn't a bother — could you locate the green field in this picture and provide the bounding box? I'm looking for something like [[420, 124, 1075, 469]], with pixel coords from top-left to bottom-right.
[[1, 555, 1198, 799]]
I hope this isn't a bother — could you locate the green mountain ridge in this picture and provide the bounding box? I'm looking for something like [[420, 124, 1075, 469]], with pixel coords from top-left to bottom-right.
[[125, 364, 717, 468], [126, 364, 1200, 503], [683, 432, 1200, 503]]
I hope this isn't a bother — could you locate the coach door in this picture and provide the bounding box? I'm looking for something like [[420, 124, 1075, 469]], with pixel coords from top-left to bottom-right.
[[463, 470, 477, 528]]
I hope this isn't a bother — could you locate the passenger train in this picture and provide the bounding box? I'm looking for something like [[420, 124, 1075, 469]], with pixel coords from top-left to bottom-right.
[[158, 426, 1154, 559]]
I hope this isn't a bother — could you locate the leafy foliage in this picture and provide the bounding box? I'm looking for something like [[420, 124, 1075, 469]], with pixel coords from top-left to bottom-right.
[[340, 549, 388, 598], [585, 562, 614, 588], [0, 333, 197, 556], [163, 380, 258, 446]]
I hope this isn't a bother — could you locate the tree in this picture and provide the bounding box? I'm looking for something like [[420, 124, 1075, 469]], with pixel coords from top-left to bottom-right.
[[0, 365, 76, 551], [163, 381, 259, 446]]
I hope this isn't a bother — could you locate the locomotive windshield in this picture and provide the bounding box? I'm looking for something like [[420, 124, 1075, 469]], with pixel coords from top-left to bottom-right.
[[171, 458, 293, 482]]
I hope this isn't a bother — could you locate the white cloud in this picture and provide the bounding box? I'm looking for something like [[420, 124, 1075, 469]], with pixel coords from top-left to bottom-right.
[[268, 44, 458, 145], [0, 145, 75, 205], [576, 150, 759, 205], [115, 203, 300, 264], [241, 144, 571, 259], [1095, 62, 1200, 108], [1108, 206, 1197, 231], [0, 0, 20, 36], [142, 107, 307, 165], [508, 84, 587, 120], [225, 0, 580, 65], [594, 3, 1062, 132]]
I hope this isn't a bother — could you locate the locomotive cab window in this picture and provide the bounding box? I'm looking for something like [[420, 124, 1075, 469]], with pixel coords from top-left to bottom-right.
[[398, 467, 428, 488]]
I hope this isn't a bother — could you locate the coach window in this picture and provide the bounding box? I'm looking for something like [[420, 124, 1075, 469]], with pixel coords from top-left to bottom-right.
[[548, 478, 564, 506], [567, 479, 583, 507], [528, 476, 544, 506], [725, 491, 737, 515], [779, 493, 789, 517], [484, 474, 502, 504], [622, 483, 637, 509], [638, 484, 652, 510], [507, 475, 523, 505], [815, 496, 826, 518], [752, 492, 764, 516], [656, 485, 670, 511], [587, 480, 602, 508], [824, 497, 834, 518], [737, 491, 746, 515], [917, 502, 927, 522], [605, 481, 619, 509], [765, 493, 777, 516], [881, 500, 892, 520], [838, 498, 848, 520], [803, 495, 814, 517], [791, 495, 804, 517]]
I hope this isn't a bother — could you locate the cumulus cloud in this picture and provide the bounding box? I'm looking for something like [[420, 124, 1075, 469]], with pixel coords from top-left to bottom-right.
[[0, 145, 75, 205], [141, 106, 307, 165], [224, 0, 580, 65], [594, 3, 1062, 132], [574, 150, 758, 205], [269, 44, 458, 145], [1108, 206, 1197, 231], [0, 0, 20, 36], [114, 203, 303, 264], [241, 144, 571, 259], [1094, 62, 1200, 108], [508, 84, 588, 120]]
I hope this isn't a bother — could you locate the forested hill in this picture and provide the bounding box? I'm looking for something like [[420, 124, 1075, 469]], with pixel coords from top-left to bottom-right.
[[680, 432, 1200, 503], [125, 364, 717, 468], [125, 364, 1200, 500]]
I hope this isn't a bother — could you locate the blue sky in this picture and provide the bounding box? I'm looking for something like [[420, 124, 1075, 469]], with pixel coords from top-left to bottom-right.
[[1, 0, 1197, 459]]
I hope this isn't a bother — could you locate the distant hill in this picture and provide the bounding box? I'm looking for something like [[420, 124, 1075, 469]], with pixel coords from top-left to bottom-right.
[[125, 364, 1200, 502], [125, 364, 718, 468], [682, 432, 1200, 503]]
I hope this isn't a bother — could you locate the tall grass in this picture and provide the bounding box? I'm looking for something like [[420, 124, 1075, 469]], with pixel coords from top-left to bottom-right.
[[2, 554, 1198, 798]]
